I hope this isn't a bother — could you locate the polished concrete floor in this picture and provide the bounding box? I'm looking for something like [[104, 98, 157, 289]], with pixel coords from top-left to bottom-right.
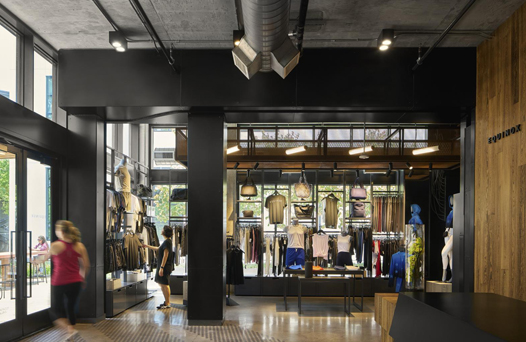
[[20, 293, 382, 342]]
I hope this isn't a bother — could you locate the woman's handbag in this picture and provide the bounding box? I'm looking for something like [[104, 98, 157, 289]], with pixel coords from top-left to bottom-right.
[[240, 176, 257, 197], [137, 184, 153, 197], [170, 188, 188, 201], [294, 204, 315, 218], [294, 172, 312, 199], [352, 202, 366, 217], [242, 210, 254, 218], [350, 178, 367, 200]]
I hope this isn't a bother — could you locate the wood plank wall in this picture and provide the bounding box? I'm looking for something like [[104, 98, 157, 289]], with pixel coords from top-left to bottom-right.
[[475, 3, 526, 302]]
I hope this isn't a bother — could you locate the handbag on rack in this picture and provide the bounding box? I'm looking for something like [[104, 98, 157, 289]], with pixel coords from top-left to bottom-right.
[[352, 202, 365, 217], [170, 188, 188, 201], [242, 210, 254, 218], [350, 178, 367, 200], [137, 184, 153, 197], [294, 171, 312, 199], [240, 176, 258, 197], [294, 204, 315, 219]]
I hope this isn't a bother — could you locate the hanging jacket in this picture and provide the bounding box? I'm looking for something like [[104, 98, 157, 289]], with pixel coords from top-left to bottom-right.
[[388, 251, 406, 292]]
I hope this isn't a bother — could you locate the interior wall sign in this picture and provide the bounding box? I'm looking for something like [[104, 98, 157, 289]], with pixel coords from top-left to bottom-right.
[[488, 124, 521, 144]]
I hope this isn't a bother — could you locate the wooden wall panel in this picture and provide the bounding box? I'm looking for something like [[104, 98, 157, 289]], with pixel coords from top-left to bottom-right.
[[476, 2, 526, 302]]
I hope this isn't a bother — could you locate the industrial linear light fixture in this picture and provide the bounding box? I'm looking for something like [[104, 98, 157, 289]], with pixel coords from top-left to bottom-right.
[[406, 162, 413, 170], [226, 145, 240, 154], [109, 31, 127, 52], [349, 145, 374, 155], [378, 29, 394, 51], [286, 146, 307, 155], [412, 145, 440, 155]]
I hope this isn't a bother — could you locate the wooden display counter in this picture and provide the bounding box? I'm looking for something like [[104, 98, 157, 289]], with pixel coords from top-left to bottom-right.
[[374, 293, 399, 342]]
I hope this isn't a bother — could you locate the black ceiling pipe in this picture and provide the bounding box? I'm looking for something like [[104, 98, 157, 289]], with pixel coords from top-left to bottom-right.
[[129, 0, 180, 73], [296, 0, 310, 55], [412, 0, 477, 71]]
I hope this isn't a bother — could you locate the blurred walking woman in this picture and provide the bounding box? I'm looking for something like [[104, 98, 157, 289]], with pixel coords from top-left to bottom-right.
[[42, 220, 90, 337]]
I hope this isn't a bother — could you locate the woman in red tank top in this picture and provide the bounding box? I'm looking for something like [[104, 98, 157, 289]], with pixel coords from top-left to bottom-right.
[[38, 220, 90, 340]]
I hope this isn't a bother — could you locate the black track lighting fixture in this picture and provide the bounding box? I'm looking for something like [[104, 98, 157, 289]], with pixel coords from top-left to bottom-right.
[[109, 31, 127, 52], [378, 29, 395, 51], [247, 169, 251, 178], [233, 162, 240, 169], [330, 169, 334, 178], [254, 162, 259, 170], [333, 162, 337, 171], [388, 162, 393, 171], [279, 169, 283, 178], [233, 29, 244, 47], [429, 163, 433, 173], [408, 169, 414, 178], [386, 163, 393, 177], [386, 169, 392, 177], [406, 162, 413, 170], [356, 170, 360, 178], [302, 162, 306, 171]]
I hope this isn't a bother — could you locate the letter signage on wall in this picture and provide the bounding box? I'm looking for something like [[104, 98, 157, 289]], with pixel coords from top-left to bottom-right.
[[488, 124, 521, 144]]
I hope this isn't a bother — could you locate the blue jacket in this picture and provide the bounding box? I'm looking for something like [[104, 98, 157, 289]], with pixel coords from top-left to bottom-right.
[[408, 204, 423, 225], [445, 195, 453, 228], [388, 251, 406, 292]]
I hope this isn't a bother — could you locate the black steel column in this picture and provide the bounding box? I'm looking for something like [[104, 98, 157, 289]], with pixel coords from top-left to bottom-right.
[[67, 115, 106, 321], [187, 111, 226, 324]]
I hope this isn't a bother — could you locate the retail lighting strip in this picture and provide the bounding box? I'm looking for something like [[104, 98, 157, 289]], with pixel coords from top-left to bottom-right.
[[286, 146, 307, 155], [226, 145, 240, 154], [412, 145, 440, 155], [349, 146, 374, 155]]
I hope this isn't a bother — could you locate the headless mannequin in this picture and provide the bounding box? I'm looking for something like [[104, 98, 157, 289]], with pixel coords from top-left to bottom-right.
[[441, 197, 453, 282], [115, 157, 131, 210], [292, 218, 299, 226]]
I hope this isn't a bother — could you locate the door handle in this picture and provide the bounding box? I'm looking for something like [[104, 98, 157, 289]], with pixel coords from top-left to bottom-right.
[[10, 231, 16, 300], [27, 231, 32, 299]]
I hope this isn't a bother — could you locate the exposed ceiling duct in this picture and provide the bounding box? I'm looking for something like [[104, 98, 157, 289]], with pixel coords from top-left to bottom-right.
[[232, 0, 301, 80]]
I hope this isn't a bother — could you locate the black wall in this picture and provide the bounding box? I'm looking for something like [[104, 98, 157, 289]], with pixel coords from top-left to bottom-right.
[[58, 48, 476, 122]]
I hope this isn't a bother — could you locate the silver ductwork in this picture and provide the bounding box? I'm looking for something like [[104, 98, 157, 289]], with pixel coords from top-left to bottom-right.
[[232, 0, 300, 79]]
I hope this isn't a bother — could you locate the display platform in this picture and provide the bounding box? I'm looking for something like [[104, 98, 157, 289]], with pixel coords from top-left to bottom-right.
[[426, 280, 452, 293], [390, 292, 526, 342]]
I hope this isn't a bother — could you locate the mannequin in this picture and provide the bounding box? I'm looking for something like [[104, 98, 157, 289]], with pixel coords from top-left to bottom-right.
[[283, 218, 308, 268], [441, 196, 454, 282], [336, 226, 353, 267], [115, 157, 131, 211]]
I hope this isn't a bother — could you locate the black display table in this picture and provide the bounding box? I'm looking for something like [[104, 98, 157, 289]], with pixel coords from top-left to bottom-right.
[[390, 292, 526, 342], [283, 268, 364, 312], [297, 277, 351, 315]]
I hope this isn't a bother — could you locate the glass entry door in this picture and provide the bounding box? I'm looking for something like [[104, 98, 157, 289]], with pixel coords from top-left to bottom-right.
[[0, 144, 55, 341]]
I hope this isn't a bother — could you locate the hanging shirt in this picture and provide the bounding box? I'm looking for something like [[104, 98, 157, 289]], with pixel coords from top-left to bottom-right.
[[265, 194, 287, 224], [337, 234, 351, 253], [115, 165, 131, 192], [322, 195, 339, 228], [284, 224, 308, 249], [312, 234, 329, 259]]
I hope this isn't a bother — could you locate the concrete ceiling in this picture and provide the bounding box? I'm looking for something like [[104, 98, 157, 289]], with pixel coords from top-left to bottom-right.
[[1, 0, 525, 50]]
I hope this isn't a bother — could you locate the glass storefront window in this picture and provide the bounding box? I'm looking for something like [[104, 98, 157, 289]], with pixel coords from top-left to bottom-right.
[[0, 24, 18, 103], [33, 51, 53, 119]]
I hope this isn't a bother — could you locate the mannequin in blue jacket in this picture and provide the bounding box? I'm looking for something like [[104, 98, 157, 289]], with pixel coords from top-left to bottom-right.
[[441, 196, 454, 282], [388, 248, 406, 292]]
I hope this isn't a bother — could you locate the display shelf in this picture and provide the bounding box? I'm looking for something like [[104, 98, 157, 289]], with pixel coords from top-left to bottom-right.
[[238, 217, 261, 220], [237, 200, 261, 203], [346, 200, 371, 203], [170, 200, 188, 203]]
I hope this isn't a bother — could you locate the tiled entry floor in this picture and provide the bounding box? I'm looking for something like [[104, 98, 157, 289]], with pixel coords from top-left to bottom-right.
[[20, 294, 381, 342]]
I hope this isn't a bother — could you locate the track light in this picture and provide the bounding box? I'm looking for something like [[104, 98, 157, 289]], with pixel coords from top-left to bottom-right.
[[226, 145, 240, 154], [356, 170, 360, 178], [378, 29, 394, 51], [333, 162, 337, 171], [302, 162, 306, 171], [279, 169, 283, 178], [413, 145, 440, 155], [349, 146, 374, 155], [385, 162, 392, 177], [254, 162, 259, 170], [406, 162, 413, 170], [286, 146, 307, 155], [388, 162, 393, 171], [386, 169, 392, 177], [330, 169, 334, 178], [233, 162, 240, 169], [247, 169, 250, 178], [429, 163, 433, 173], [233, 30, 244, 47], [408, 169, 414, 178], [109, 31, 127, 52]]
